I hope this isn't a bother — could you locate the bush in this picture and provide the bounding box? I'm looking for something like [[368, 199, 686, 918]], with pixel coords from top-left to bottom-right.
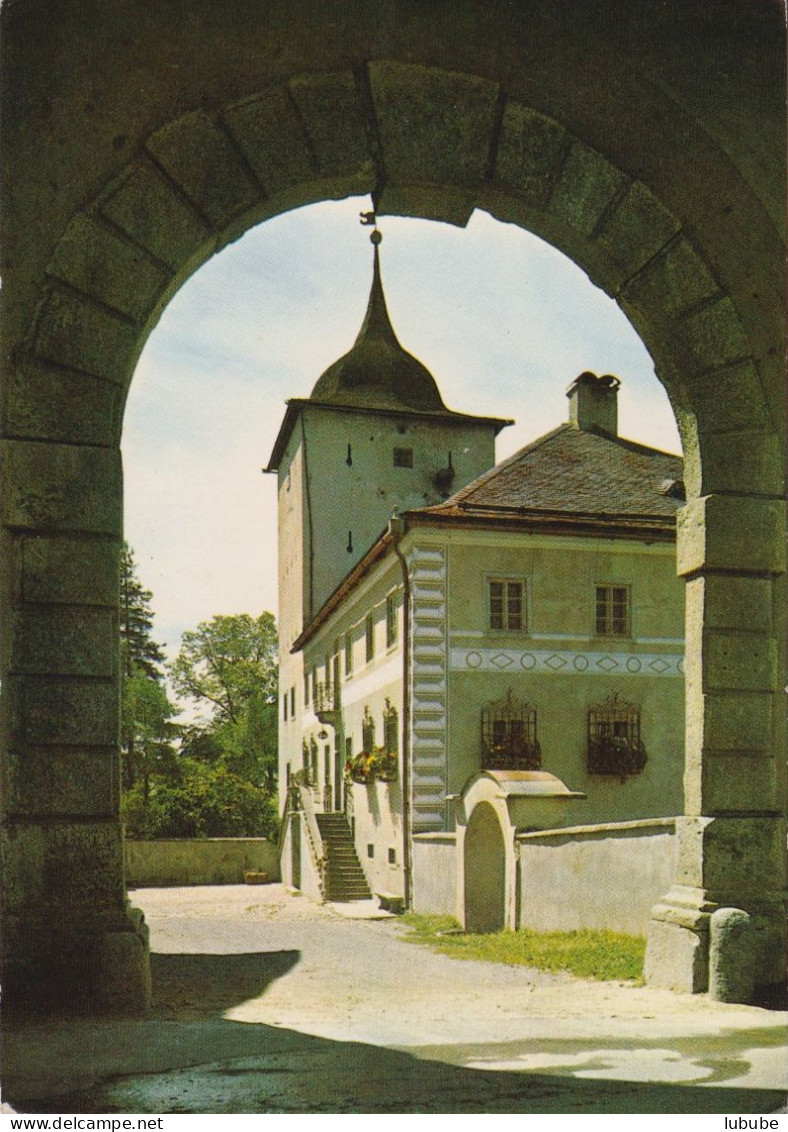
[[122, 759, 278, 840]]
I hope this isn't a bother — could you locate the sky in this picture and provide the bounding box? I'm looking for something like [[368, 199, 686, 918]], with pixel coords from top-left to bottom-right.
[[122, 196, 682, 663]]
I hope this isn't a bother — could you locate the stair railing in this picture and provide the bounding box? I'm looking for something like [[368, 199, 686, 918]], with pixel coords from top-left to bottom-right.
[[291, 774, 329, 900]]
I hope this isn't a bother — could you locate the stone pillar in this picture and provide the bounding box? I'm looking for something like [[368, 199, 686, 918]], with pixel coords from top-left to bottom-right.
[[646, 494, 787, 1000], [0, 439, 150, 1014]]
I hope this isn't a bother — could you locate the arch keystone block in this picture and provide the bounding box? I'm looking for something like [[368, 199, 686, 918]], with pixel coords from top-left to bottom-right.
[[288, 71, 374, 181], [369, 62, 499, 188], [146, 110, 262, 228]]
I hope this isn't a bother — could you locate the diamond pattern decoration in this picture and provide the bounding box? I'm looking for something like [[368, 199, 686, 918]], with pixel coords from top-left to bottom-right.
[[595, 656, 619, 672], [649, 658, 670, 674], [545, 654, 567, 670], [491, 652, 513, 669]]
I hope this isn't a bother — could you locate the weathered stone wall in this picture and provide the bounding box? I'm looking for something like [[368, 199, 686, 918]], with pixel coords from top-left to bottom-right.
[[412, 833, 458, 917], [1, 0, 784, 1009], [517, 820, 676, 937], [125, 839, 280, 888]]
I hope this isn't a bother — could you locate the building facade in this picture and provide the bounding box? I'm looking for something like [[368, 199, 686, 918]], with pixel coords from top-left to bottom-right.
[[271, 244, 685, 912]]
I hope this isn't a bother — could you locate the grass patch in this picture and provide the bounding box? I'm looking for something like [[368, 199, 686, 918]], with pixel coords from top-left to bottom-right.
[[401, 914, 645, 983]]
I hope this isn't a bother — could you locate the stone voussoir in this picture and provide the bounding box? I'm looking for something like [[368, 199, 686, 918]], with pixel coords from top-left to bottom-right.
[[99, 158, 213, 272], [32, 288, 139, 386], [146, 109, 263, 228], [47, 213, 171, 324]]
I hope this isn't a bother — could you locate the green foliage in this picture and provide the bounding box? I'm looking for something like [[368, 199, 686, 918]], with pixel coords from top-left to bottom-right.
[[120, 542, 166, 681], [121, 759, 278, 840], [171, 612, 278, 724], [401, 915, 645, 982], [120, 670, 181, 794]]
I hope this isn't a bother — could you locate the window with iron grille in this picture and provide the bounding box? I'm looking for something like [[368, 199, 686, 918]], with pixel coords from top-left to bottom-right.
[[383, 698, 399, 754], [386, 592, 398, 648], [587, 692, 647, 778], [481, 689, 541, 770], [489, 578, 525, 631], [365, 613, 375, 662], [595, 584, 631, 637]]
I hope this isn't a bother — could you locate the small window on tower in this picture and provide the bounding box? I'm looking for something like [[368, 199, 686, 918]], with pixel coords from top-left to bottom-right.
[[393, 447, 414, 468]]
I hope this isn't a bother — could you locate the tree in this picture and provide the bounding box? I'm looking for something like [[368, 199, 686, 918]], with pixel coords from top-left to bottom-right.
[[120, 542, 167, 681], [120, 671, 181, 797], [171, 612, 278, 725]]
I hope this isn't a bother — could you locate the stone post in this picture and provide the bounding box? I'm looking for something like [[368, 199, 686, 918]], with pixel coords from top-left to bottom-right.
[[0, 439, 151, 1014], [645, 494, 787, 1000]]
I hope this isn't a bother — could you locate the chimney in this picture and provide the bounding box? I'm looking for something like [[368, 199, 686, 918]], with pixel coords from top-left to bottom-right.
[[566, 372, 620, 436]]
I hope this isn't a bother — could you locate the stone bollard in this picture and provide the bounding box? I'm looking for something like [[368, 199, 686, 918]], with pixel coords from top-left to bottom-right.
[[709, 907, 755, 1003]]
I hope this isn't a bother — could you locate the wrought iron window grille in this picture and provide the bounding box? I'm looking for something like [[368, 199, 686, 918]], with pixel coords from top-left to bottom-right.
[[481, 688, 541, 770], [587, 691, 647, 779]]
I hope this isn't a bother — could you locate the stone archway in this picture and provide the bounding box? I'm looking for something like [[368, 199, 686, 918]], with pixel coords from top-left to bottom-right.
[[2, 3, 784, 1010], [464, 803, 507, 934]]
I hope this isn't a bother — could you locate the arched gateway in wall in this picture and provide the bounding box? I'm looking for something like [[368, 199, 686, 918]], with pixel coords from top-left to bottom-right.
[[1, 0, 784, 1011]]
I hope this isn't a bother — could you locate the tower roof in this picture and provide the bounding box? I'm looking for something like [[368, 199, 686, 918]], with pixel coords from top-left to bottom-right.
[[309, 238, 448, 413]]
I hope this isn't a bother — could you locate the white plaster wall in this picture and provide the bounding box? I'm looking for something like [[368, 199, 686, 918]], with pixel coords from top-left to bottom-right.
[[412, 833, 458, 916], [517, 819, 677, 936], [125, 839, 280, 887]]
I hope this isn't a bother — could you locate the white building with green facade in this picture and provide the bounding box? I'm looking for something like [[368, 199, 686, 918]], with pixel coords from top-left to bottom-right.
[[268, 238, 685, 927]]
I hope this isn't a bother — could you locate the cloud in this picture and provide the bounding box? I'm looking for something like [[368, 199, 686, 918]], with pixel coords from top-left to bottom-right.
[[123, 197, 681, 653]]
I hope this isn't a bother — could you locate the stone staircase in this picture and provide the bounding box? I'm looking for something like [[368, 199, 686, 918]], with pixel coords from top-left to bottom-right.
[[316, 813, 372, 902]]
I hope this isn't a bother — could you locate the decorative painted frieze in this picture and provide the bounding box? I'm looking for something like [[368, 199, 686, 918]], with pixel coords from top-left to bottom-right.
[[449, 646, 684, 677]]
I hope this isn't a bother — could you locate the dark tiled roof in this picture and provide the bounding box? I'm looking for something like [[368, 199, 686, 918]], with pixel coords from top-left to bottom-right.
[[414, 424, 684, 521]]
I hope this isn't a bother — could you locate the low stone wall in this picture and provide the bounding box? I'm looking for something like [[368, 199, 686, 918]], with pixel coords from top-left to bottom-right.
[[412, 833, 458, 917], [125, 838, 281, 888], [517, 818, 677, 936]]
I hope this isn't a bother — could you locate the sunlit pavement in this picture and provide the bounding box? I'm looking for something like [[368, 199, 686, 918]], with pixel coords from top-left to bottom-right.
[[4, 885, 786, 1115]]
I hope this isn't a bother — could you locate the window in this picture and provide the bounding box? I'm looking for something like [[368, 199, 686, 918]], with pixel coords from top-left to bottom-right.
[[283, 694, 288, 723], [290, 686, 295, 717], [362, 706, 376, 753], [365, 613, 375, 662], [383, 698, 398, 754], [304, 668, 311, 707], [386, 593, 398, 648], [388, 847, 397, 865], [393, 447, 413, 468], [489, 579, 524, 631], [595, 584, 631, 636], [588, 692, 647, 778], [481, 688, 541, 770], [345, 630, 353, 676]]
